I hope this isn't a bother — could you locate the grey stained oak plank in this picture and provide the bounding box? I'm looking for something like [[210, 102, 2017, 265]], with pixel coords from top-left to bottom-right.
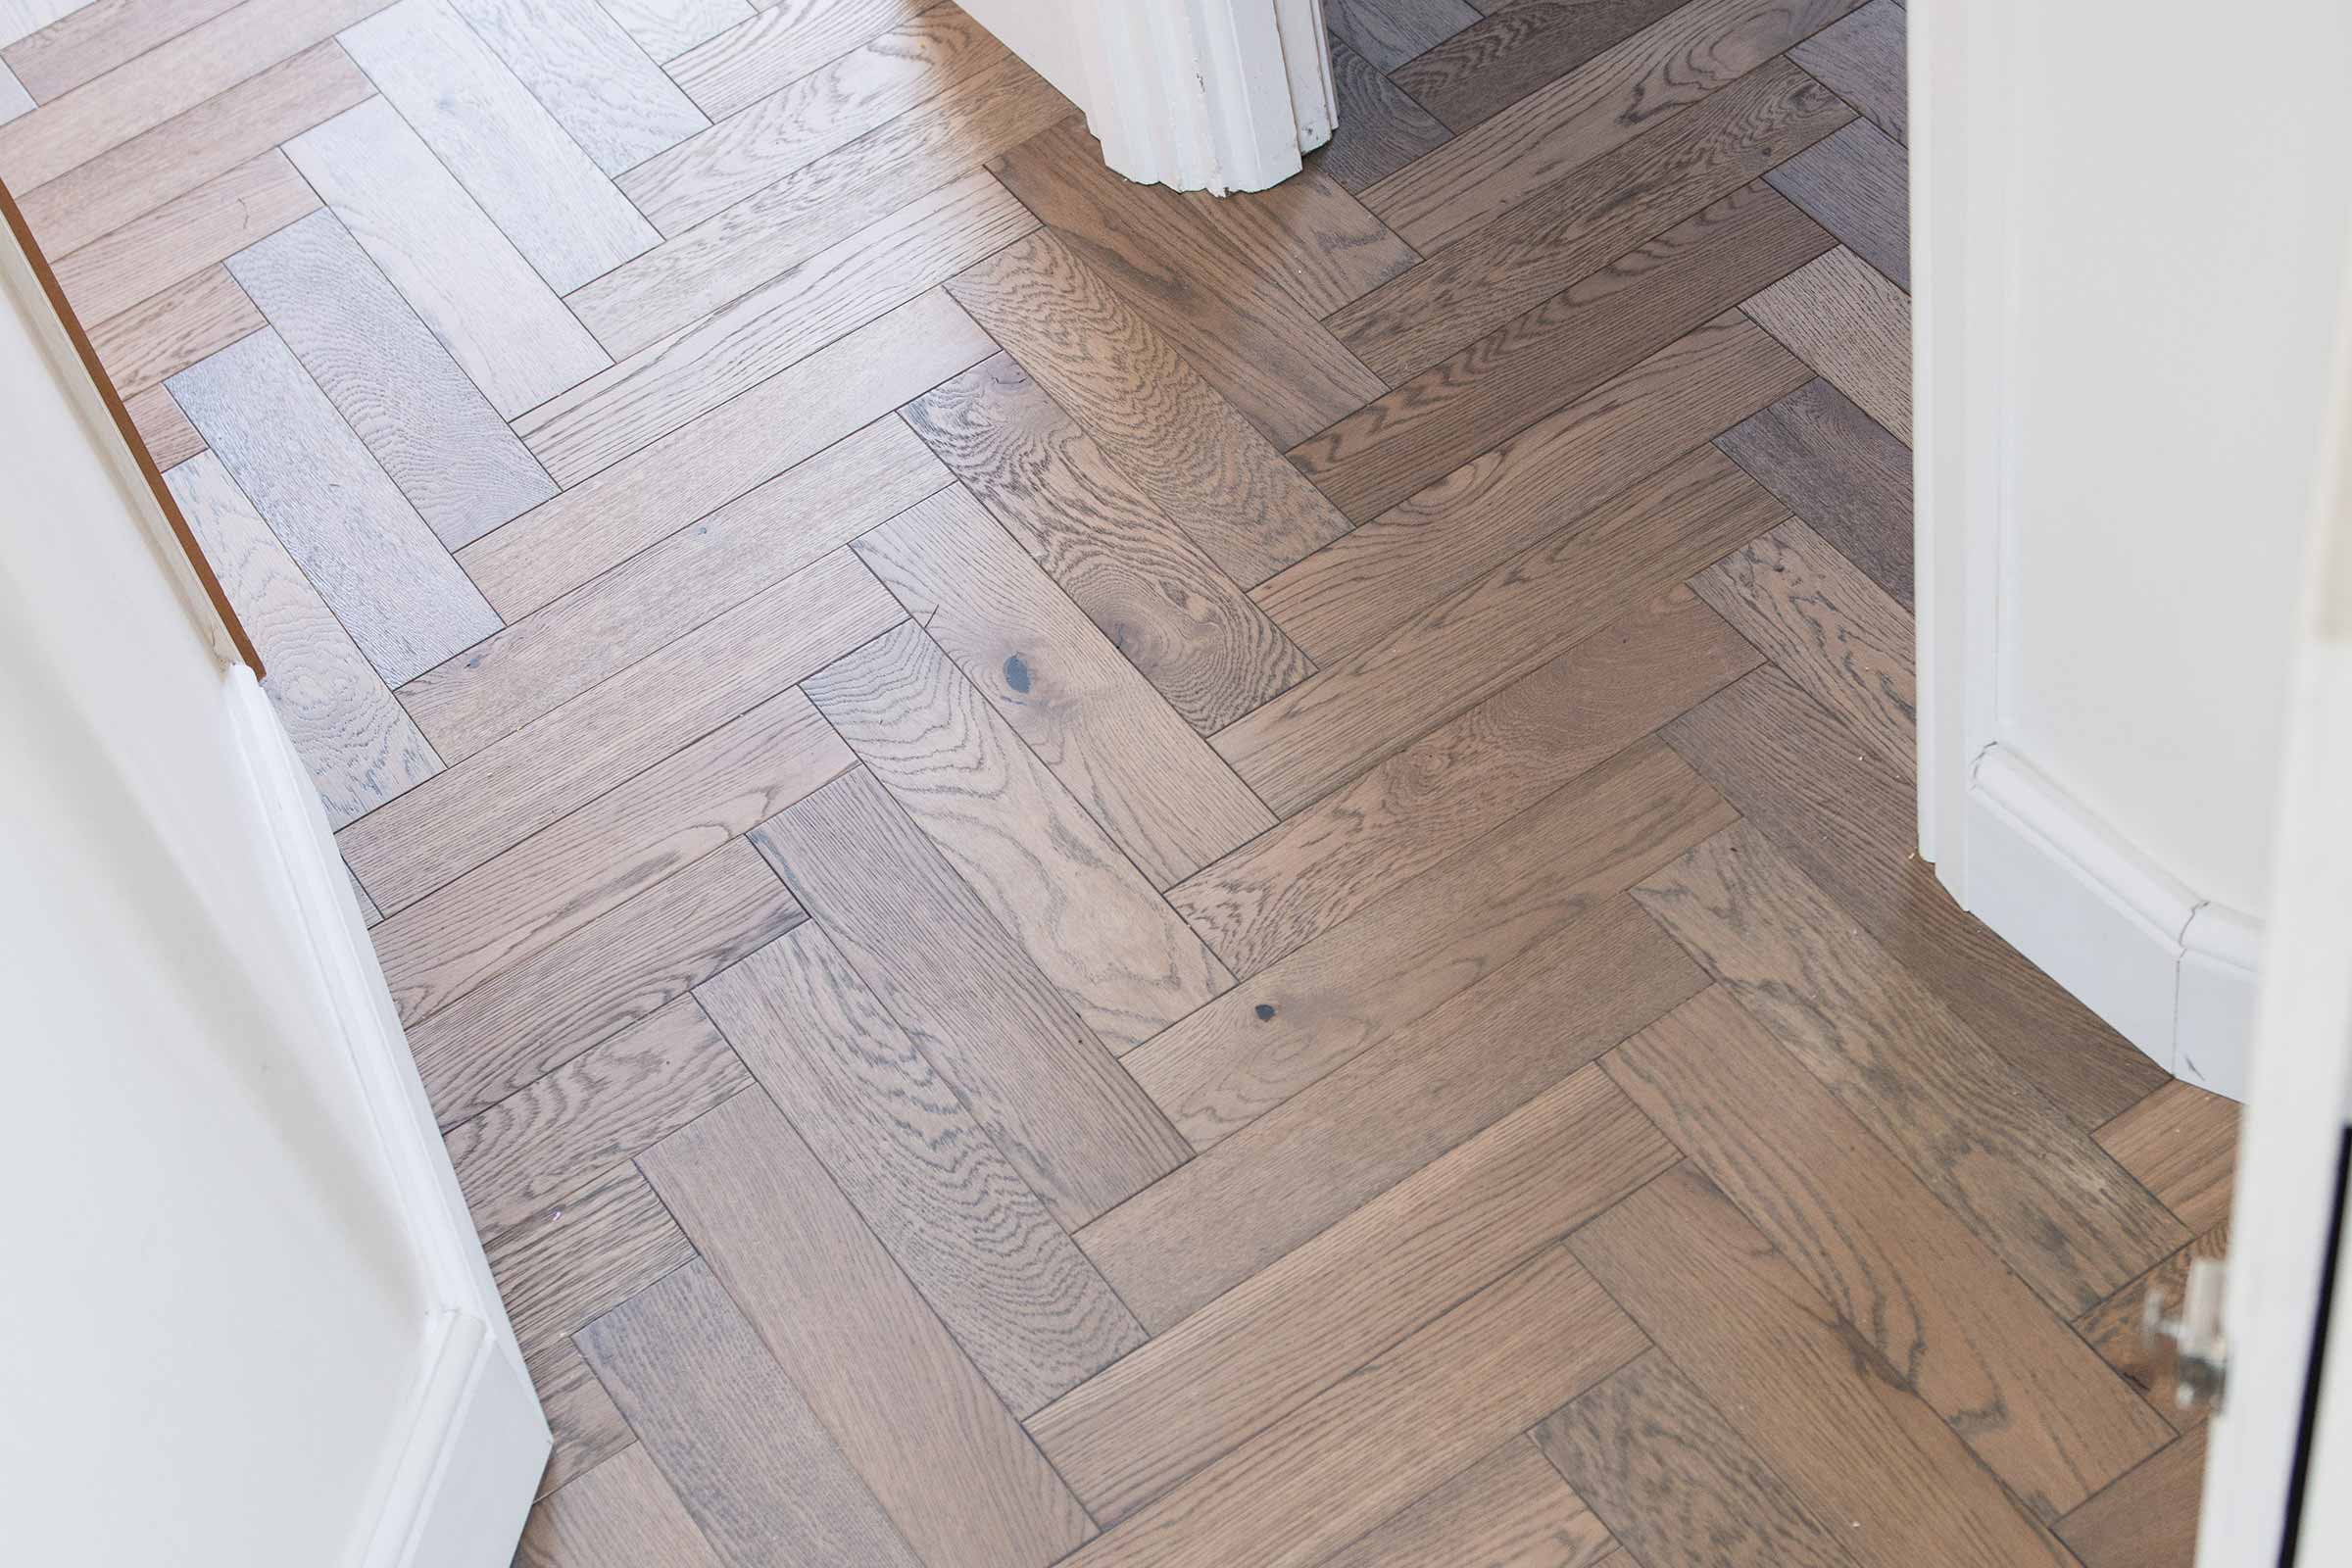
[[1390, 0, 1686, 132], [50, 145, 318, 323], [1177, 146, 1421, 321], [753, 767, 1191, 1226], [1318, 1437, 1615, 1568], [1790, 0, 1905, 144], [1306, 30, 1448, 195], [2055, 1430, 2207, 1568], [1714, 374, 1913, 607], [1741, 244, 1911, 442], [901, 352, 1315, 735], [637, 1089, 1096, 1568], [521, 1341, 633, 1500], [664, 0, 928, 121], [517, 1444, 725, 1568], [597, 0, 749, 62], [448, 0, 707, 176], [1324, 0, 1478, 73], [696, 924, 1146, 1415], [1765, 118, 1909, 289], [88, 265, 260, 400], [485, 1161, 696, 1353], [2096, 1080, 2240, 1236]]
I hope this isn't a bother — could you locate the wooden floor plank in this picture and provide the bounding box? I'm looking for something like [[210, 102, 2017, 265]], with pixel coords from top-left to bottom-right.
[[456, 288, 987, 617], [2055, 1430, 2207, 1568], [1361, 0, 1862, 251], [227, 208, 556, 551], [805, 620, 1234, 1052], [123, 382, 204, 466], [1257, 314, 1810, 662], [852, 484, 1276, 888], [0, 58, 29, 122], [1391, 0, 1684, 132], [1741, 244, 1910, 441], [485, 1161, 696, 1353], [1, 0, 243, 106], [1080, 899, 1701, 1330], [1714, 374, 1913, 607], [1325, 0, 1478, 72], [2077, 1222, 2230, 1429], [1571, 1164, 2077, 1568], [1790, 0, 1905, 144], [754, 768, 1190, 1226], [1176, 157, 1419, 319], [637, 1089, 1096, 1568], [1306, 30, 1449, 195], [448, 0, 708, 176], [406, 836, 801, 1128], [285, 98, 610, 417], [1765, 119, 1908, 289], [663, 0, 929, 123], [1218, 447, 1787, 814], [521, 1342, 633, 1500], [88, 265, 260, 401], [165, 448, 441, 827], [1318, 1437, 1615, 1568], [1055, 1246, 1646, 1568], [697, 924, 1146, 1415], [50, 146, 318, 323], [1330, 58, 1853, 386], [167, 325, 500, 685], [947, 229, 1351, 587], [1293, 182, 1832, 523], [523, 170, 1032, 478], [1607, 986, 2174, 1517], [902, 352, 1315, 734], [1128, 738, 1734, 1148], [2095, 1080, 2240, 1236], [597, 0, 750, 62], [340, 0, 659, 293], [574, 1259, 925, 1568], [1173, 587, 1758, 975], [410, 418, 941, 759], [1632, 822, 2190, 1314], [517, 1444, 725, 1568]]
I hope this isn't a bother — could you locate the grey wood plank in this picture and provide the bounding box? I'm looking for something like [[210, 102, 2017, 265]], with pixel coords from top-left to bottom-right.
[[1324, 0, 1479, 71], [595, 0, 748, 61], [664, 0, 927, 116], [285, 98, 610, 416], [1305, 30, 1449, 194], [450, 0, 708, 175], [1790, 0, 1904, 143], [516, 1444, 725, 1568], [226, 209, 555, 550], [1713, 375, 1912, 607], [1742, 245, 1910, 443], [0, 59, 31, 123], [1765, 118, 1909, 289], [521, 1342, 632, 1499], [167, 327, 500, 685], [486, 1162, 695, 1352]]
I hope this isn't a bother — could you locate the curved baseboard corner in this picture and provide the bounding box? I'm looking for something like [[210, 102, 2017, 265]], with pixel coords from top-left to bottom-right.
[[1961, 747, 2259, 1102]]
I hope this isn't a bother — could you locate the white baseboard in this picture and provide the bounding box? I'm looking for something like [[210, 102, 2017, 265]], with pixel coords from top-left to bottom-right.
[[1960, 747, 2259, 1101]]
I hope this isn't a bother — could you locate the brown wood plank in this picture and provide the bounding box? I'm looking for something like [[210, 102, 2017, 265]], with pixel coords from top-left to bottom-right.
[[442, 996, 751, 1239], [1054, 1245, 1646, 1567], [1293, 182, 1832, 524], [1326, 0, 1478, 72], [49, 145, 318, 323], [574, 1259, 924, 1568], [485, 1162, 695, 1354], [852, 483, 1275, 887], [1765, 118, 1908, 289], [1305, 30, 1449, 195], [1742, 244, 1910, 442], [1661, 667, 2170, 1124], [1572, 1164, 2076, 1568], [1361, 0, 1863, 250], [2055, 1429, 2206, 1568], [1633, 822, 2190, 1313], [1174, 156, 1419, 318], [2096, 1081, 2240, 1236], [1714, 374, 1913, 607], [1172, 586, 1758, 975], [1080, 898, 1700, 1330], [122, 382, 203, 466], [1218, 446, 1787, 814], [86, 263, 259, 399], [1257, 313, 1809, 662], [517, 1444, 724, 1568], [1392, 0, 1685, 132], [946, 228, 1351, 587], [1319, 1437, 1615, 1568], [1534, 1349, 1871, 1568], [1129, 738, 1734, 1148], [754, 767, 1190, 1225], [403, 837, 804, 1130], [638, 1089, 1096, 1568], [697, 923, 1146, 1415], [1607, 987, 2174, 1517], [1790, 0, 1905, 144], [1330, 59, 1853, 386], [2, 0, 242, 106], [2076, 1223, 2230, 1429], [901, 352, 1314, 734], [521, 1342, 634, 1501]]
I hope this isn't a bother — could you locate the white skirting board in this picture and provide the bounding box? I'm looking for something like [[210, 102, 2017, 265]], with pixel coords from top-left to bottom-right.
[[1960, 747, 2260, 1101]]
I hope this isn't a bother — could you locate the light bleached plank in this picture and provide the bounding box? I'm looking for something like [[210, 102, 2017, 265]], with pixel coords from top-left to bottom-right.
[[0, 0, 77, 48], [1742, 244, 1911, 443], [450, 0, 706, 175], [665, 0, 924, 117], [1, 0, 241, 105], [87, 264, 262, 400], [167, 327, 499, 685], [516, 1444, 725, 1568], [339, 0, 657, 293], [486, 1162, 695, 1353], [227, 209, 554, 549], [595, 0, 747, 62], [0, 58, 27, 122], [123, 383, 204, 466], [165, 450, 441, 827], [50, 146, 318, 323], [286, 98, 609, 416]]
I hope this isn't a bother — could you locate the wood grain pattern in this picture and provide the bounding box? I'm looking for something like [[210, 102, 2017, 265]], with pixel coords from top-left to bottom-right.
[[2077, 1223, 2230, 1429], [2055, 1430, 2206, 1568], [805, 621, 1233, 1051], [485, 1161, 696, 1352], [1129, 738, 1734, 1148], [1080, 899, 1700, 1330], [0, 57, 27, 122], [852, 483, 1276, 887], [946, 229, 1351, 587], [1318, 1437, 1615, 1568], [1764, 118, 1908, 289], [442, 995, 750, 1238], [165, 448, 441, 828], [1361, 0, 1862, 250], [1633, 822, 2189, 1314], [697, 923, 1146, 1415], [1607, 987, 2173, 1517], [51, 145, 318, 323], [1257, 313, 1810, 662], [411, 419, 942, 758], [87, 264, 260, 400], [406, 837, 801, 1128], [517, 1444, 724, 1568], [1306, 30, 1448, 195], [901, 352, 1314, 734], [457, 288, 986, 617], [1741, 244, 1910, 441], [1790, 0, 1905, 144], [664, 0, 927, 120], [574, 1259, 924, 1568], [227, 208, 555, 550], [2096, 1081, 2240, 1236], [1219, 447, 1787, 814], [1178, 144, 1420, 318], [1293, 181, 1832, 523], [2, 0, 242, 105], [123, 382, 204, 466], [167, 325, 500, 685], [448, 0, 707, 175], [521, 1341, 633, 1500], [1714, 374, 1913, 607], [1324, 0, 1477, 72], [637, 1089, 1096, 1568], [285, 98, 610, 417], [754, 767, 1190, 1226], [1331, 59, 1852, 386], [597, 0, 750, 61], [1391, 0, 1684, 131], [1055, 1246, 1645, 1568], [1173, 586, 1757, 975], [345, 859, 384, 927], [1571, 1164, 2077, 1568]]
